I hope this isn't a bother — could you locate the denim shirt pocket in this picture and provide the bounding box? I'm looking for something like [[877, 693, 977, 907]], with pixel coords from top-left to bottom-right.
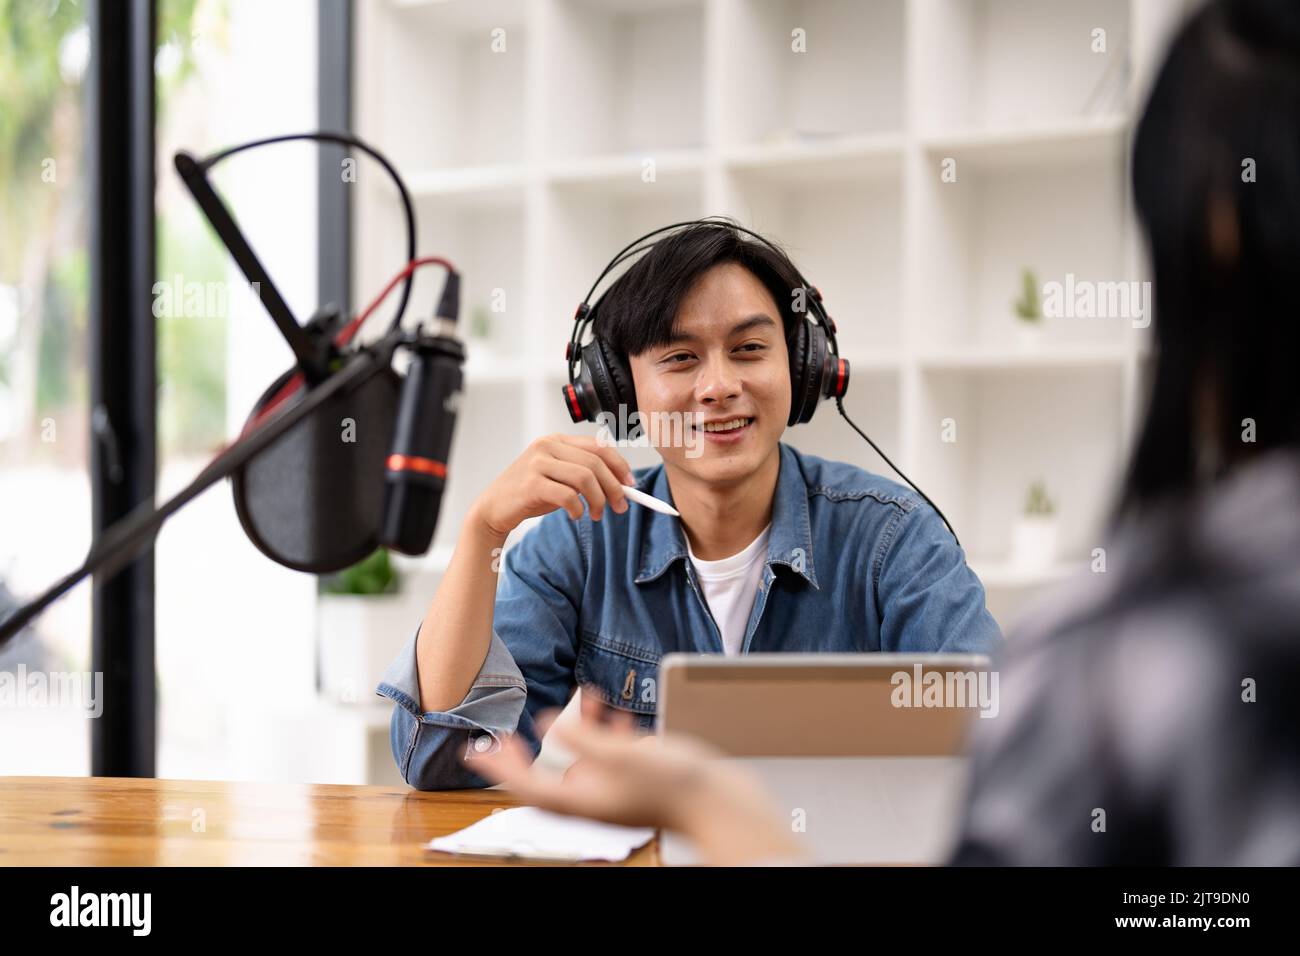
[[574, 630, 662, 727]]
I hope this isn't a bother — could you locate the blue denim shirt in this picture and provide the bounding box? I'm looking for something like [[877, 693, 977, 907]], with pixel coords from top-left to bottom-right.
[[377, 441, 1002, 790]]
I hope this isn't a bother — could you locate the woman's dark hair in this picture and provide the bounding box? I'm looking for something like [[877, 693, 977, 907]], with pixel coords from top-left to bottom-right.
[[591, 219, 806, 360], [1118, 0, 1300, 520]]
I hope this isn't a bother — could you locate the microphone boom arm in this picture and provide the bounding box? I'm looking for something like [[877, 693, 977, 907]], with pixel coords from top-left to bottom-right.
[[0, 330, 405, 649], [173, 150, 333, 385]]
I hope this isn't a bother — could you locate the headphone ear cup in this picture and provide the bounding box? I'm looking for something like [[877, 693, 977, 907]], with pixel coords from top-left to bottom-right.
[[562, 343, 602, 423], [581, 338, 637, 436], [580, 340, 614, 418], [595, 336, 636, 414], [787, 318, 811, 426], [790, 318, 831, 426]]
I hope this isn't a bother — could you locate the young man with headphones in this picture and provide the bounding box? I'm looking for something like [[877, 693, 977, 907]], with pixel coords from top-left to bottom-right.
[[377, 219, 1001, 790]]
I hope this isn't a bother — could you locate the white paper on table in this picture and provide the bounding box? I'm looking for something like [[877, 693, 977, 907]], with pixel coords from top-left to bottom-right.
[[425, 806, 656, 862]]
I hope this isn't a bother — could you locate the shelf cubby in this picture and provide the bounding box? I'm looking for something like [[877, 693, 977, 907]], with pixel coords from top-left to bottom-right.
[[911, 0, 1133, 134], [416, 191, 529, 360], [361, 0, 529, 171], [913, 364, 1126, 567], [717, 0, 905, 146], [543, 0, 706, 161], [911, 146, 1130, 351]]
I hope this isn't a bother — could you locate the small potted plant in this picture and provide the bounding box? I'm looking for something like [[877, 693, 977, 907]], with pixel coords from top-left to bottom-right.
[[1011, 480, 1058, 569], [468, 304, 492, 345], [316, 548, 412, 705], [1012, 267, 1043, 349]]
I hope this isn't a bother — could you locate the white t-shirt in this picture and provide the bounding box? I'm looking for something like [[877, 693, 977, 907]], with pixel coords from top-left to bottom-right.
[[686, 523, 772, 656]]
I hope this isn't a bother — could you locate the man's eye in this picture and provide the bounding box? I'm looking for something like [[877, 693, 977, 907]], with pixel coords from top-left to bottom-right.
[[663, 353, 694, 364], [736, 343, 765, 353]]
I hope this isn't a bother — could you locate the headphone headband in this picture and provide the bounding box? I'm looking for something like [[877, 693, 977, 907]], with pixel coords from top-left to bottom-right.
[[565, 218, 842, 389]]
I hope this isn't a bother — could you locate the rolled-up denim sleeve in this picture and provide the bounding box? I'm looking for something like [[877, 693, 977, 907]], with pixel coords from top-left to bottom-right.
[[875, 503, 1003, 654], [375, 508, 587, 790], [376, 625, 530, 790]]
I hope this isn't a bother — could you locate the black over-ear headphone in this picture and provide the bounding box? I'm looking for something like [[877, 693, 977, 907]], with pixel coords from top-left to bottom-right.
[[558, 217, 960, 545], [561, 218, 849, 429]]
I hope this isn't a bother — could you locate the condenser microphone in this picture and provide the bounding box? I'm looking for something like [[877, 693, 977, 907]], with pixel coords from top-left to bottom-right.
[[379, 273, 464, 555]]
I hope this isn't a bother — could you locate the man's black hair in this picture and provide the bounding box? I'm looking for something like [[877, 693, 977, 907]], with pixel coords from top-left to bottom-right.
[[591, 219, 806, 360]]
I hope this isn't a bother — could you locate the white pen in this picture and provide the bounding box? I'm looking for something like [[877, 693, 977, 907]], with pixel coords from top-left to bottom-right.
[[594, 422, 680, 517], [619, 482, 680, 517]]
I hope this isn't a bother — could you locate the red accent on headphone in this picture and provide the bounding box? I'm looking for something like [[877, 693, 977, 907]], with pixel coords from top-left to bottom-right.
[[564, 384, 583, 420], [835, 359, 846, 396], [386, 454, 447, 479]]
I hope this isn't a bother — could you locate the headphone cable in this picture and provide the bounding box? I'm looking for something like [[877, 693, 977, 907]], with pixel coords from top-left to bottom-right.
[[834, 396, 961, 548]]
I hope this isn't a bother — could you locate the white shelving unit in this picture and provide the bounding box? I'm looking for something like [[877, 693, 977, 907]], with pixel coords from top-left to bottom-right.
[[354, 0, 1192, 629]]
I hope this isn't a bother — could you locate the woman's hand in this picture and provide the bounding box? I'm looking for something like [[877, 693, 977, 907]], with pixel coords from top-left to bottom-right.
[[464, 699, 807, 866], [469, 434, 635, 538]]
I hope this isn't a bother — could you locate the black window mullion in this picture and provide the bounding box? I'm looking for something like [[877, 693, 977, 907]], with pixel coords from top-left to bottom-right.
[[87, 0, 157, 777]]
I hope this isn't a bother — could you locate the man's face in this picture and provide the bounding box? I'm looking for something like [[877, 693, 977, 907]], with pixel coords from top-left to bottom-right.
[[628, 261, 790, 486]]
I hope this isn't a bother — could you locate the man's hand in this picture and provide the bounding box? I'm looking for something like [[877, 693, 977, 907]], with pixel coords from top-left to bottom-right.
[[470, 434, 635, 538]]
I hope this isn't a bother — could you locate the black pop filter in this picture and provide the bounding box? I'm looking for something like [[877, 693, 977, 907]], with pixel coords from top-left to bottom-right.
[[232, 359, 402, 574]]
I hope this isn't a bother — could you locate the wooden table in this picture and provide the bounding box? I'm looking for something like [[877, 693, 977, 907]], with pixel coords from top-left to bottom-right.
[[0, 776, 661, 866]]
